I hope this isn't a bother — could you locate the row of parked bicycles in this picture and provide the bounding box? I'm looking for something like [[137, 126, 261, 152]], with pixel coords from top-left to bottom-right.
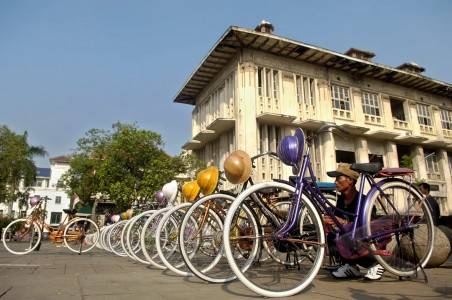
[[94, 125, 435, 298], [3, 125, 435, 297]]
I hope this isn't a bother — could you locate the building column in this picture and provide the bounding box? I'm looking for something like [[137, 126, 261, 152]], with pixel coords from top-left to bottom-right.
[[320, 131, 336, 182], [354, 137, 369, 163], [236, 62, 258, 155], [411, 145, 428, 181], [352, 88, 365, 124], [316, 80, 333, 122], [438, 149, 452, 215], [381, 94, 394, 130], [385, 141, 399, 168], [432, 107, 444, 138], [408, 101, 421, 135]]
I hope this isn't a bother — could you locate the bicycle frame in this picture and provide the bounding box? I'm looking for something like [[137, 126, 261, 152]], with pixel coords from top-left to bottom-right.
[[274, 138, 418, 243]]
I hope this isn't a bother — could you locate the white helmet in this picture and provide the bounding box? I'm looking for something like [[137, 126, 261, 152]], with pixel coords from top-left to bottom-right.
[[162, 180, 178, 205]]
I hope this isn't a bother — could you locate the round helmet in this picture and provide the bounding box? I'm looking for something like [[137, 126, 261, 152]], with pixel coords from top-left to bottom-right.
[[30, 196, 40, 207], [162, 180, 178, 204], [110, 214, 120, 223], [223, 150, 252, 184], [181, 180, 200, 202], [277, 128, 305, 167], [196, 166, 219, 196], [154, 190, 167, 206]]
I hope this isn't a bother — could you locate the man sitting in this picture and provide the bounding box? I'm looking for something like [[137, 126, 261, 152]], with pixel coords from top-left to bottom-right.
[[324, 163, 384, 280]]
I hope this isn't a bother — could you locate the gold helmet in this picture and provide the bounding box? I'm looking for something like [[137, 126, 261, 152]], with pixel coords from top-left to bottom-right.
[[197, 166, 219, 196], [181, 180, 201, 202], [223, 150, 252, 184]]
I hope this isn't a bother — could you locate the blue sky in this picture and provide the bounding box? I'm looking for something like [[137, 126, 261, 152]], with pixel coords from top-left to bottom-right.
[[1, 0, 451, 167]]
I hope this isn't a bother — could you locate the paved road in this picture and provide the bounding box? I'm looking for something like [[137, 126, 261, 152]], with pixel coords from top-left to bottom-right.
[[0, 243, 451, 300]]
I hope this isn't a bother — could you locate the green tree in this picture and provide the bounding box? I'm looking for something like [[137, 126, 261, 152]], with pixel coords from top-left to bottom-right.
[[62, 123, 195, 212], [0, 125, 46, 215]]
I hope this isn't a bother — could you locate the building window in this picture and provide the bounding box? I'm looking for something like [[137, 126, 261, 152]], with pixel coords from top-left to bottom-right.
[[50, 212, 62, 225], [336, 150, 355, 164], [440, 109, 452, 130], [369, 154, 384, 166], [331, 85, 351, 111], [362, 92, 381, 116], [55, 196, 62, 204], [416, 104, 432, 126], [257, 66, 280, 100], [424, 149, 441, 180], [259, 124, 281, 153]]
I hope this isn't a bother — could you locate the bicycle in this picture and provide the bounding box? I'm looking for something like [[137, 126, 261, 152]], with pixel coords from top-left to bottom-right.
[[2, 196, 100, 255], [222, 125, 434, 297]]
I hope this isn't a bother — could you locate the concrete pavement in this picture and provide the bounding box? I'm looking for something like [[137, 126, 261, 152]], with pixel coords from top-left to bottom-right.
[[0, 243, 451, 300]]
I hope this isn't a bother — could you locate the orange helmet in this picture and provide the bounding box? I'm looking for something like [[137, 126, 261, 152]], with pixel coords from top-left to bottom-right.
[[223, 150, 252, 184], [197, 166, 219, 196], [181, 180, 201, 202]]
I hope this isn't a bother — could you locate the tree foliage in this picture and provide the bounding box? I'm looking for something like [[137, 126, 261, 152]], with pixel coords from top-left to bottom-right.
[[62, 123, 200, 211], [0, 125, 46, 206]]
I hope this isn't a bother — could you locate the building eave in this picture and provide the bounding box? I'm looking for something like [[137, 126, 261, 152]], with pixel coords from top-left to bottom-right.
[[173, 26, 452, 105]]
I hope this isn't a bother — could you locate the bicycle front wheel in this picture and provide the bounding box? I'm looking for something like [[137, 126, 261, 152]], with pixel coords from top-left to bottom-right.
[[63, 217, 100, 254], [364, 179, 434, 277], [223, 181, 325, 298], [2, 218, 42, 255]]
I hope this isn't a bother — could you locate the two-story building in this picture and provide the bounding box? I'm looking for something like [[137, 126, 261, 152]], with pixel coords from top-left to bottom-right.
[[0, 155, 72, 226], [174, 22, 452, 216]]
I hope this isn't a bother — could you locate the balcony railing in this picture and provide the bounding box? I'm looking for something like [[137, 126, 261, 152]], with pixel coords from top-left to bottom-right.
[[364, 114, 383, 125], [333, 108, 352, 120], [258, 96, 280, 114], [393, 119, 410, 130], [443, 128, 452, 139], [299, 103, 316, 120], [427, 173, 442, 181], [420, 124, 435, 135]]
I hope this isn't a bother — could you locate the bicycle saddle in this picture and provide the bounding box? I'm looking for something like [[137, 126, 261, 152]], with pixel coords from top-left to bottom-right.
[[351, 162, 382, 175], [63, 208, 78, 215]]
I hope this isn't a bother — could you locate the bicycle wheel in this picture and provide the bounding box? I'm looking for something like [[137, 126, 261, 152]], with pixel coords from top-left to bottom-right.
[[63, 217, 100, 254], [2, 218, 42, 255], [125, 210, 155, 264], [179, 193, 234, 283], [223, 181, 325, 298], [364, 179, 435, 277], [156, 203, 195, 276], [108, 220, 128, 256], [140, 207, 171, 269]]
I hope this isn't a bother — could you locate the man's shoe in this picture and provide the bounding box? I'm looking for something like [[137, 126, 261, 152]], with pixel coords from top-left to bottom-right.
[[364, 264, 385, 280], [331, 263, 361, 279]]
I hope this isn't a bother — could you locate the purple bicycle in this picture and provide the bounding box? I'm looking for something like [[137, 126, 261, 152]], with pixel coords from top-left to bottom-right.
[[223, 125, 434, 297]]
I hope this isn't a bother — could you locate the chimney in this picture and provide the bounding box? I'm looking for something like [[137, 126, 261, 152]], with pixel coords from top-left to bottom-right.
[[396, 62, 425, 74], [255, 20, 274, 34], [345, 48, 375, 61]]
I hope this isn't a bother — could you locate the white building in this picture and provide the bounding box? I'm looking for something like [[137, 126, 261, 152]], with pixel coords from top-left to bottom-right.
[[174, 23, 452, 216], [0, 156, 72, 226]]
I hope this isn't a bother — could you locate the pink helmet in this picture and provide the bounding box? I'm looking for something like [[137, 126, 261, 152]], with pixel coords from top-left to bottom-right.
[[30, 196, 40, 207], [154, 190, 167, 206]]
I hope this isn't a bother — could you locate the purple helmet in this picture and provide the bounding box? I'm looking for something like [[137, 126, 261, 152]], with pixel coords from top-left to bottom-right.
[[30, 196, 40, 207], [277, 128, 305, 167], [155, 190, 167, 206]]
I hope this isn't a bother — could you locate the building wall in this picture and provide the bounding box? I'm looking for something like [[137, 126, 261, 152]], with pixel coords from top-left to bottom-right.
[[0, 161, 72, 227], [185, 48, 452, 215]]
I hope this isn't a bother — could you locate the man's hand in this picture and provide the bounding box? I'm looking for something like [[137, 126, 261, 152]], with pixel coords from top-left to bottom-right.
[[323, 215, 347, 226]]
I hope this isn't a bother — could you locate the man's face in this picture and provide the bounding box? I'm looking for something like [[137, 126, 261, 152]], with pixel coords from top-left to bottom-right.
[[335, 175, 354, 193]]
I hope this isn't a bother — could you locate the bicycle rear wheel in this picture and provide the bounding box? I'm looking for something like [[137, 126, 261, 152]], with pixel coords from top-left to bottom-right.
[[364, 179, 434, 277], [2, 218, 42, 255], [223, 181, 325, 298], [63, 218, 100, 254]]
